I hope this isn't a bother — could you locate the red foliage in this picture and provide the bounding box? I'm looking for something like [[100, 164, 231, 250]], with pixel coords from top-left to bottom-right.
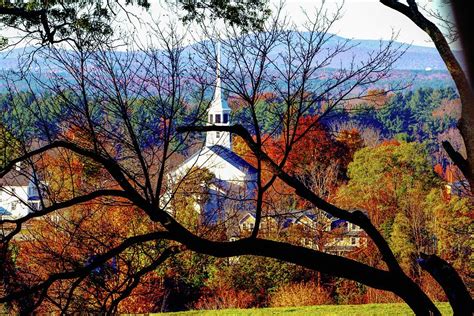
[[234, 115, 349, 209]]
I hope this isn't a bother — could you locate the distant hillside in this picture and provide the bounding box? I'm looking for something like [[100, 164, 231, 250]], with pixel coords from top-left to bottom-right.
[[0, 33, 458, 92]]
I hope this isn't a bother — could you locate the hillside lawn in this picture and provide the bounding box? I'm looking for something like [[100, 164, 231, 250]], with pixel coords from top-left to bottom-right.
[[155, 302, 452, 315]]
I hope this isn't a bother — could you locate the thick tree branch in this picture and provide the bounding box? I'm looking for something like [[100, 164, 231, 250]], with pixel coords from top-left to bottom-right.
[[176, 124, 440, 314], [177, 125, 401, 270], [169, 232, 439, 315], [442, 140, 469, 176], [418, 253, 473, 315]]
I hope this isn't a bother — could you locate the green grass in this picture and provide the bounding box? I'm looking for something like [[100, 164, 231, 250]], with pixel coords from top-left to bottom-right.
[[154, 303, 452, 316]]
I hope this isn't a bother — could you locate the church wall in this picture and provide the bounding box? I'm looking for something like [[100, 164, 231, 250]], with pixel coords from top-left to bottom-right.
[[0, 185, 31, 218]]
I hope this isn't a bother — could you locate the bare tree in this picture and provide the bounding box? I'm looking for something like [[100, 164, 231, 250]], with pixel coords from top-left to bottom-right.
[[0, 5, 463, 315]]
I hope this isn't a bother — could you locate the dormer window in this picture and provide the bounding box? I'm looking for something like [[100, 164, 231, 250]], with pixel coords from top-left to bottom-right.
[[209, 114, 214, 124], [215, 114, 221, 123], [223, 113, 229, 123]]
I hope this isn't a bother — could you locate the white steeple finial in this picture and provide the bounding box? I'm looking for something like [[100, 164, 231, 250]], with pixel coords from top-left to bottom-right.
[[206, 42, 231, 149]]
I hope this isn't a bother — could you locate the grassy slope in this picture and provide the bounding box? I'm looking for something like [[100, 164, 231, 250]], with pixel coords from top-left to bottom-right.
[[154, 303, 452, 316]]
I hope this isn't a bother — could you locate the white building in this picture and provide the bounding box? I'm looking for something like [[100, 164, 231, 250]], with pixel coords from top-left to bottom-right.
[[0, 165, 41, 220], [168, 47, 257, 223]]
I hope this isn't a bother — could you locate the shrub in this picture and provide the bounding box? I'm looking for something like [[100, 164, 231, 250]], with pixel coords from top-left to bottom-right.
[[193, 287, 255, 310], [270, 282, 333, 307], [334, 279, 366, 304]]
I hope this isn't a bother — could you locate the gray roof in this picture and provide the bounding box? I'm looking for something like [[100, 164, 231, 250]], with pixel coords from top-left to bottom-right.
[[208, 145, 257, 175], [0, 169, 31, 187], [175, 145, 257, 176]]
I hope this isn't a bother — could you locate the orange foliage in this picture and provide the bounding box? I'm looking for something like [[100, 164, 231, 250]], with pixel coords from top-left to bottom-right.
[[336, 128, 364, 158], [13, 203, 163, 313], [434, 164, 444, 178], [234, 115, 349, 209], [364, 89, 391, 108]]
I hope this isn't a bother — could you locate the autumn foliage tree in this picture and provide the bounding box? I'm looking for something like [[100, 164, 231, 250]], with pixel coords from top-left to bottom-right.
[[1, 3, 470, 314], [336, 140, 471, 295]]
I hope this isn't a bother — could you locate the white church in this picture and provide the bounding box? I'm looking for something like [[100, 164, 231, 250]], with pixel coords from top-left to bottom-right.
[[168, 48, 257, 224]]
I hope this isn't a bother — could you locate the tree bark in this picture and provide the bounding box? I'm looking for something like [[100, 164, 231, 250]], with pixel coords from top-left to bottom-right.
[[418, 254, 473, 315]]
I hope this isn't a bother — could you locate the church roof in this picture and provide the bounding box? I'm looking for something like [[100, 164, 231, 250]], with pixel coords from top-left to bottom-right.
[[171, 145, 257, 177], [208, 145, 257, 175]]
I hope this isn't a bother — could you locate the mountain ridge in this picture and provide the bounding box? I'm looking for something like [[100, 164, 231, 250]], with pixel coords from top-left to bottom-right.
[[0, 33, 462, 71]]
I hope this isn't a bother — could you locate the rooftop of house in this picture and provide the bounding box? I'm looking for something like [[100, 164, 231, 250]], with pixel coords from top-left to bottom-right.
[[0, 206, 12, 215], [0, 169, 31, 187]]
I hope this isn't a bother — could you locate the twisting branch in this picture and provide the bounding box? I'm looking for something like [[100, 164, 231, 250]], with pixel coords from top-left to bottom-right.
[[176, 123, 439, 315], [0, 231, 173, 305], [178, 126, 395, 264], [418, 253, 473, 316], [107, 246, 180, 314]]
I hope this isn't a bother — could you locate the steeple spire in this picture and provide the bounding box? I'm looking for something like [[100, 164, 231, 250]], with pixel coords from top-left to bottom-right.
[[215, 41, 221, 97], [206, 42, 231, 149]]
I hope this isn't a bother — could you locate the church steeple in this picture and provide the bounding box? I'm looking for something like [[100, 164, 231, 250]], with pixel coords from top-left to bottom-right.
[[206, 42, 231, 149]]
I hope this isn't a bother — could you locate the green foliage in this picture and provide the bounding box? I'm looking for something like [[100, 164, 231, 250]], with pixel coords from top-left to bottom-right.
[[171, 167, 215, 232], [376, 87, 458, 142], [232, 98, 283, 135], [337, 141, 440, 226], [0, 35, 6, 48], [205, 256, 302, 297], [390, 212, 416, 274], [424, 191, 472, 273], [0, 124, 20, 168], [0, 0, 269, 45], [177, 0, 270, 31]]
